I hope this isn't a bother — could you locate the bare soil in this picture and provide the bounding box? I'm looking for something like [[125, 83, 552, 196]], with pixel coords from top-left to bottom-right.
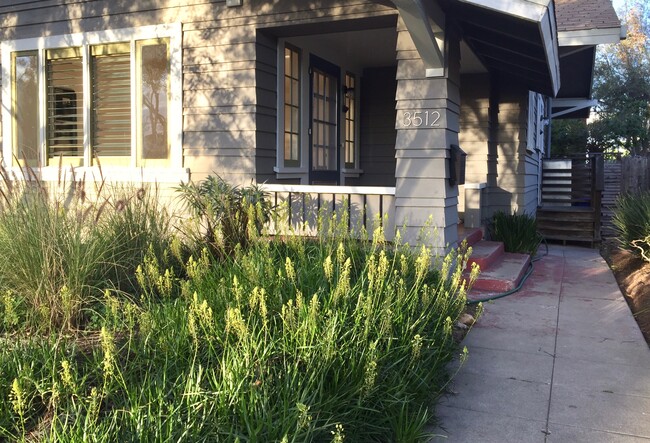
[[602, 241, 650, 345]]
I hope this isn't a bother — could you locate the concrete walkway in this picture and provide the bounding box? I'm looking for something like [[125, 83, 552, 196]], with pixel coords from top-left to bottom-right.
[[433, 244, 650, 442]]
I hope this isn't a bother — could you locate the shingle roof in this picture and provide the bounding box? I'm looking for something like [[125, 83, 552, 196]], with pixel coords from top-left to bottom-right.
[[555, 0, 620, 32]]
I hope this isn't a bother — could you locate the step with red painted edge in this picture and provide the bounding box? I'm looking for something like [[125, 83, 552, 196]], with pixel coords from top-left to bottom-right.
[[466, 240, 505, 272], [467, 252, 531, 293], [458, 227, 483, 247]]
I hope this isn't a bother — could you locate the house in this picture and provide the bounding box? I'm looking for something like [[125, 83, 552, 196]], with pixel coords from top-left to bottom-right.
[[0, 0, 621, 252]]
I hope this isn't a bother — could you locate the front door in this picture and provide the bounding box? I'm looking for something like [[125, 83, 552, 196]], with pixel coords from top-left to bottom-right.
[[309, 55, 340, 184]]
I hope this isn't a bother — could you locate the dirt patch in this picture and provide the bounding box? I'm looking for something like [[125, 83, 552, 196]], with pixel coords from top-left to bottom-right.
[[602, 241, 650, 345]]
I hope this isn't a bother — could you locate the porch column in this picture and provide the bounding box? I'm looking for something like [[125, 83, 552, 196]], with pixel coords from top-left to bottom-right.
[[393, 17, 461, 253]]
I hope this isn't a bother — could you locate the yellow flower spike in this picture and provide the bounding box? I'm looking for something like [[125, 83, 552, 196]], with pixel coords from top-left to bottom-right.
[[295, 291, 304, 312], [60, 360, 75, 390], [100, 326, 116, 382], [336, 242, 346, 266], [400, 254, 409, 276], [411, 334, 423, 361], [10, 378, 24, 416], [285, 257, 296, 283], [377, 250, 389, 283], [2, 290, 18, 327], [308, 294, 320, 323], [330, 423, 345, 443], [460, 346, 469, 364], [323, 255, 334, 282], [297, 402, 312, 429], [372, 225, 385, 245]]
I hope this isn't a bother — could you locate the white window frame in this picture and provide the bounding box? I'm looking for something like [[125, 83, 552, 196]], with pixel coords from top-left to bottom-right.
[[527, 91, 547, 155], [1, 23, 187, 183]]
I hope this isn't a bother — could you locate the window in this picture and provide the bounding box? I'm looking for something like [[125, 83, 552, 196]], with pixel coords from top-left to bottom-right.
[[137, 40, 170, 167], [275, 41, 361, 181], [343, 73, 356, 169], [12, 52, 39, 167], [46, 48, 84, 165], [283, 45, 301, 167], [2, 24, 181, 177], [527, 91, 546, 154], [91, 43, 132, 165]]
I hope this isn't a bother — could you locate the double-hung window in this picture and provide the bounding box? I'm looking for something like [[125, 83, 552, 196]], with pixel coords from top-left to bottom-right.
[[2, 24, 183, 180]]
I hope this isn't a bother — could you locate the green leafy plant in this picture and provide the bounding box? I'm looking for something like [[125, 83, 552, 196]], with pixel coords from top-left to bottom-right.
[[0, 209, 475, 442], [613, 191, 650, 260], [176, 175, 272, 259], [489, 211, 542, 255]]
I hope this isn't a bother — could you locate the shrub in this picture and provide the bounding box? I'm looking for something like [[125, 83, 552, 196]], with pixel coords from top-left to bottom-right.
[[176, 176, 272, 259], [613, 191, 650, 260], [0, 173, 175, 333], [489, 211, 542, 255]]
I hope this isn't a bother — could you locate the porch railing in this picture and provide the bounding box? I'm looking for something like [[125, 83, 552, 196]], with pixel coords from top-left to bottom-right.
[[261, 184, 396, 239]]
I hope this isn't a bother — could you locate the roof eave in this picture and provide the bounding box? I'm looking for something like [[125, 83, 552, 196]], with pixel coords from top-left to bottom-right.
[[457, 0, 560, 96], [558, 27, 624, 46]]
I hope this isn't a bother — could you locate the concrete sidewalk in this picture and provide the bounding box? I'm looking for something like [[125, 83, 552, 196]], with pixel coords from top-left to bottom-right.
[[433, 244, 650, 442]]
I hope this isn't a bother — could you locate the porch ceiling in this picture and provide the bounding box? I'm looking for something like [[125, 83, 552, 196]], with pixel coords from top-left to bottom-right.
[[443, 0, 560, 97]]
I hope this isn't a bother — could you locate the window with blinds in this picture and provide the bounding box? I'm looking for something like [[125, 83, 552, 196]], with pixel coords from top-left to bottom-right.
[[46, 48, 84, 165], [5, 26, 178, 173], [91, 44, 131, 165]]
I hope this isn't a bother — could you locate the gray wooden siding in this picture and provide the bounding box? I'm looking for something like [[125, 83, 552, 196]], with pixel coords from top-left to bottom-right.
[[347, 66, 397, 187], [458, 74, 540, 221], [0, 0, 395, 184]]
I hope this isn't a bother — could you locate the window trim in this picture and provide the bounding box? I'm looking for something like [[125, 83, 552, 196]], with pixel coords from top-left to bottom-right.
[[342, 71, 362, 177], [274, 41, 308, 176], [274, 39, 362, 182], [1, 23, 186, 182]]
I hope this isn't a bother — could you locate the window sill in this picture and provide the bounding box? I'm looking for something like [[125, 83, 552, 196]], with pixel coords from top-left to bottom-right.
[[10, 166, 191, 184], [274, 166, 307, 180], [342, 168, 363, 178]]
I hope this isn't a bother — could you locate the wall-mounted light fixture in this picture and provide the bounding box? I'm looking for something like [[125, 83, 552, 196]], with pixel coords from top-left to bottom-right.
[[226, 0, 243, 6], [342, 85, 355, 113]]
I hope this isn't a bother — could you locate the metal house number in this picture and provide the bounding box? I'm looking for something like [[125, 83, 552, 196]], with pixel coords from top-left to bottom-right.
[[402, 110, 441, 127]]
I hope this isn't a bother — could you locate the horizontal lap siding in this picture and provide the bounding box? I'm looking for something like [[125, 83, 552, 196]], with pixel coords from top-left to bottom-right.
[[0, 0, 395, 185], [459, 73, 490, 215], [489, 83, 532, 217]]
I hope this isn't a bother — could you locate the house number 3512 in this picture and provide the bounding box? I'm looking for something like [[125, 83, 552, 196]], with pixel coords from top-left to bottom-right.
[[402, 111, 441, 127]]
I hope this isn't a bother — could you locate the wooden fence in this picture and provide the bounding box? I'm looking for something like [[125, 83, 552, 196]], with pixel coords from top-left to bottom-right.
[[602, 156, 650, 238]]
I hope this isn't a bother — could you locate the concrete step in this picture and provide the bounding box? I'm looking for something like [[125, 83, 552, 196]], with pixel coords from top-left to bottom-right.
[[466, 240, 505, 271], [458, 227, 483, 247], [469, 252, 531, 293]]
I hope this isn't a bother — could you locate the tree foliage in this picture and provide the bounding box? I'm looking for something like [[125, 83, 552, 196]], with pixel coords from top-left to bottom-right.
[[591, 2, 650, 156], [551, 2, 650, 158], [551, 119, 589, 157]]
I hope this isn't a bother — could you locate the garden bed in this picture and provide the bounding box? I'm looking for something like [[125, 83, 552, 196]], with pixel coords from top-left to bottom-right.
[[0, 175, 473, 442], [602, 241, 650, 345]]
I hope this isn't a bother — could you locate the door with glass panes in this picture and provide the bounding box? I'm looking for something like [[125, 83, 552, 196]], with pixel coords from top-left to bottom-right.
[[309, 55, 340, 184]]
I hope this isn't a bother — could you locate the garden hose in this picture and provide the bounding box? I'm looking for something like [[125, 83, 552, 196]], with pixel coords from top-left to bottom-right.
[[466, 237, 549, 305]]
